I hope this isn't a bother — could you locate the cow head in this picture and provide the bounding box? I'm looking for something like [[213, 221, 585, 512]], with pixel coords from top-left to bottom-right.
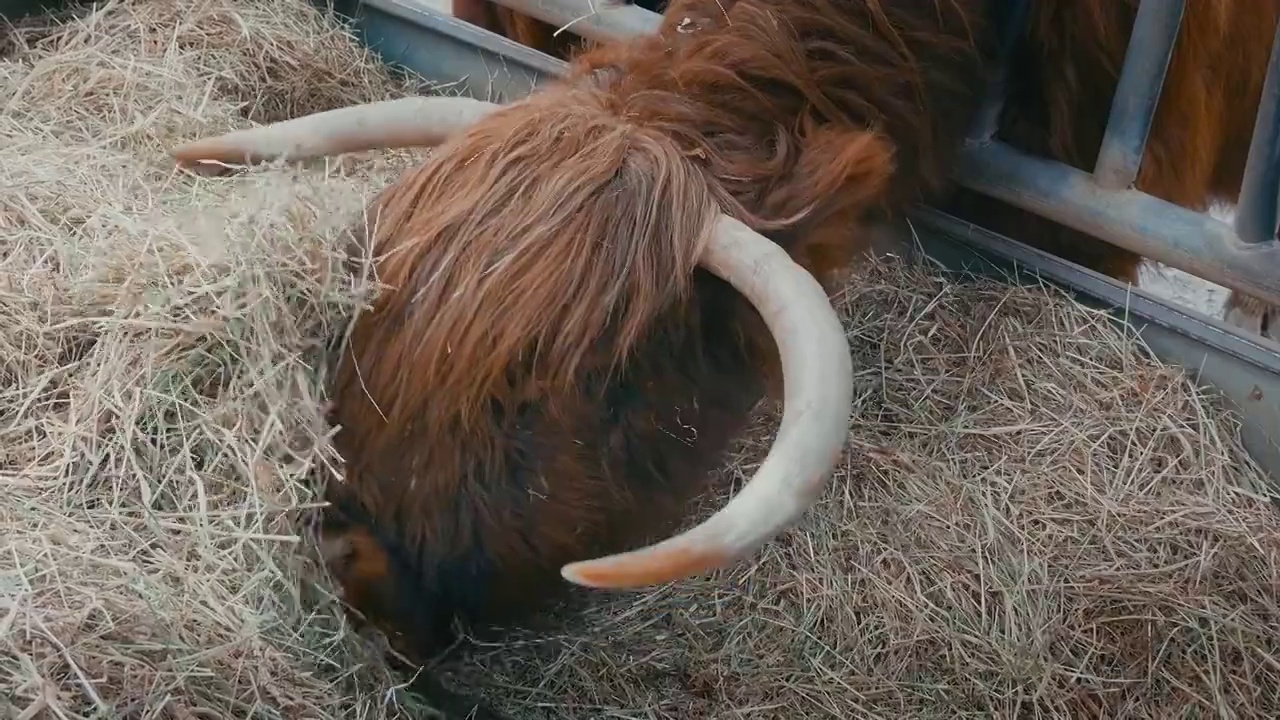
[[170, 92, 856, 590]]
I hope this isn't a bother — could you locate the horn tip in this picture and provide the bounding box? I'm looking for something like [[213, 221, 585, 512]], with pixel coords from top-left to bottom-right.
[[170, 139, 240, 165], [560, 545, 732, 589], [169, 142, 249, 176], [170, 142, 212, 163]]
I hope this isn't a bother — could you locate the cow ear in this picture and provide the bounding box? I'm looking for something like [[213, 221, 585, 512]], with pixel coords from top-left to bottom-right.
[[795, 127, 895, 213]]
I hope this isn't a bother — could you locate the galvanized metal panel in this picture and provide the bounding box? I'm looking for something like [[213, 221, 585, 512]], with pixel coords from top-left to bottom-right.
[[322, 0, 561, 102], [952, 142, 1280, 306], [320, 0, 1280, 484]]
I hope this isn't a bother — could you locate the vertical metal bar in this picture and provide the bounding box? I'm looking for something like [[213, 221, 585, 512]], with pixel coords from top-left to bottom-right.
[[967, 0, 1032, 143], [1235, 22, 1280, 245], [1091, 0, 1185, 190]]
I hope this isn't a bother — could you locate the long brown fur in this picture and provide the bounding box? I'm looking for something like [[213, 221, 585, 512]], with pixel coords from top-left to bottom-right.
[[462, 0, 1280, 335], [321, 0, 991, 703], [315, 3, 1278, 715]]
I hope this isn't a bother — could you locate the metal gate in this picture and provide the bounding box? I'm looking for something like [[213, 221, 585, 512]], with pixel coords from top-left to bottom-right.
[[374, 0, 1280, 313]]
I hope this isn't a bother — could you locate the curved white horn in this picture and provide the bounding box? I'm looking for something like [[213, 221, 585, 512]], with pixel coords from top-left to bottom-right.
[[561, 214, 854, 589], [170, 96, 500, 167]]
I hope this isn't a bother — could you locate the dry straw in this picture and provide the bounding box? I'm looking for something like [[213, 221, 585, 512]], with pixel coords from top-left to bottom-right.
[[2, 0, 428, 717], [2, 1, 1278, 719]]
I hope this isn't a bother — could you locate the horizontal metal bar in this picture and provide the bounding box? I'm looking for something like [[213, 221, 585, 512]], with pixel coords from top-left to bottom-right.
[[956, 139, 1280, 307], [324, 0, 564, 102], [486, 0, 661, 43], [1092, 0, 1186, 190], [1235, 22, 1280, 246]]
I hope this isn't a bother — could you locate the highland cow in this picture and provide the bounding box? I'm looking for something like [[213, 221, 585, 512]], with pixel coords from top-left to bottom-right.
[[464, 0, 1280, 341], [169, 0, 998, 711]]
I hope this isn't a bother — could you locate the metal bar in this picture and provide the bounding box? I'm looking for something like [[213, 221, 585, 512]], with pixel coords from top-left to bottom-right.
[[485, 0, 661, 43], [323, 0, 565, 102], [956, 139, 1280, 307], [1235, 22, 1280, 245], [1091, 0, 1186, 190], [909, 207, 1280, 485], [967, 0, 1031, 143]]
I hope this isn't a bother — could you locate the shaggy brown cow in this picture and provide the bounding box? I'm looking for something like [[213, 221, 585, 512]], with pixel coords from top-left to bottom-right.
[[164, 0, 1055, 714], [462, 0, 1280, 342]]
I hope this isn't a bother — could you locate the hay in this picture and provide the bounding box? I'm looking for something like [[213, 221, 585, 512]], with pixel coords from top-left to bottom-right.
[[437, 257, 1280, 718], [3, 1, 1280, 719], [1, 0, 431, 717]]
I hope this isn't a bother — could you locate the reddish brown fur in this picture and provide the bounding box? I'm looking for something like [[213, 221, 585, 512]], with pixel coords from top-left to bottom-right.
[[463, 0, 1280, 329], [323, 0, 993, 678], [317, 5, 1279, 715]]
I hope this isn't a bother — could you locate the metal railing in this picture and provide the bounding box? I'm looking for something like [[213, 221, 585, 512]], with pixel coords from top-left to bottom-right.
[[478, 0, 1280, 308]]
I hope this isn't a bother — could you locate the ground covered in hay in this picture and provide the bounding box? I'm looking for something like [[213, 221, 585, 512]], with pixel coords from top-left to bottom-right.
[[2, 1, 1279, 719], [1, 1, 427, 717], [444, 259, 1280, 718]]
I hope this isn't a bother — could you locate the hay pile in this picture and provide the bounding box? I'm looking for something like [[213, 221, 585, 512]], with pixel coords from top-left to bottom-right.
[[1, 0, 429, 717], [2, 1, 1279, 719]]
